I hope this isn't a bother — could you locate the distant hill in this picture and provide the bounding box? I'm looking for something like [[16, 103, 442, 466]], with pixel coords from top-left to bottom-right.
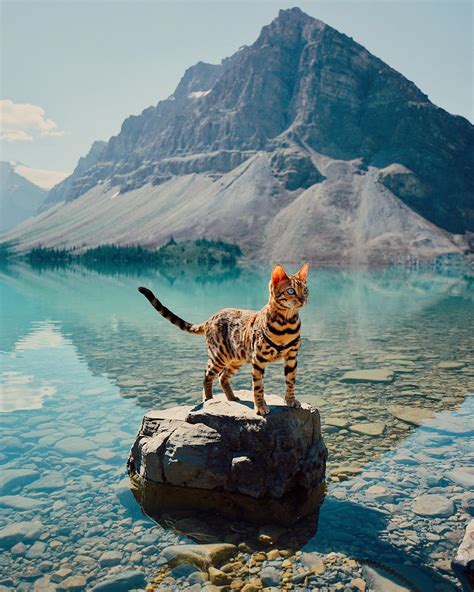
[[0, 162, 47, 234], [4, 8, 473, 264]]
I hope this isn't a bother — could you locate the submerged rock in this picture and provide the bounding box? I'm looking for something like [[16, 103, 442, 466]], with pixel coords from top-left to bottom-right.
[[388, 406, 434, 426], [129, 391, 327, 501], [412, 494, 455, 517], [340, 370, 394, 384], [162, 543, 237, 569], [0, 521, 43, 548]]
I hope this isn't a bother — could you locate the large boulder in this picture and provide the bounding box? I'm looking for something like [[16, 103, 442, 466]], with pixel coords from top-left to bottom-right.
[[128, 391, 327, 501]]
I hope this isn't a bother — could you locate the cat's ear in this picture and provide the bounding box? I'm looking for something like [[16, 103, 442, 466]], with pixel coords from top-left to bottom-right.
[[295, 263, 309, 282], [271, 264, 289, 287]]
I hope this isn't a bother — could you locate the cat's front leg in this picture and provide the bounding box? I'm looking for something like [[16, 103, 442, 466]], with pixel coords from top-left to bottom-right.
[[284, 351, 301, 409], [252, 360, 269, 416]]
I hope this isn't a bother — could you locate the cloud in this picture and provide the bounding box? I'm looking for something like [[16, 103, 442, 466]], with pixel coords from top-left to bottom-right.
[[0, 99, 65, 142]]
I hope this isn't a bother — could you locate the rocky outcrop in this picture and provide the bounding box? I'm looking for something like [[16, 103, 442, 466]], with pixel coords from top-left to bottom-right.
[[452, 519, 474, 592], [128, 391, 327, 500]]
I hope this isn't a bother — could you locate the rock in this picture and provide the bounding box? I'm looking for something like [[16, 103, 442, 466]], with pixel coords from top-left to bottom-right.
[[350, 422, 386, 437], [162, 544, 237, 569], [412, 494, 455, 517], [452, 520, 474, 592], [389, 406, 434, 426], [448, 468, 474, 489], [11, 542, 27, 555], [26, 541, 46, 559], [437, 361, 466, 370], [170, 563, 199, 579], [260, 567, 280, 587], [1, 468, 40, 493], [98, 550, 122, 567], [129, 391, 327, 499], [58, 575, 87, 591], [340, 370, 394, 384], [92, 570, 146, 591], [362, 565, 410, 591], [54, 437, 95, 454], [0, 495, 44, 510], [325, 417, 349, 429], [208, 567, 231, 586], [300, 552, 325, 573], [51, 568, 73, 583], [0, 521, 43, 548], [25, 472, 65, 492], [350, 578, 367, 592]]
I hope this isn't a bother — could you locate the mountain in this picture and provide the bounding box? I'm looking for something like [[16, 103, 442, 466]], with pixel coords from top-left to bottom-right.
[[0, 162, 47, 234], [5, 8, 473, 264]]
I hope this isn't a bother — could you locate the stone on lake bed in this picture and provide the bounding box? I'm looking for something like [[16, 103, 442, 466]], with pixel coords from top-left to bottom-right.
[[1, 468, 40, 494], [0, 495, 44, 511], [260, 566, 281, 587], [162, 543, 238, 569], [25, 471, 65, 492], [0, 521, 43, 548], [350, 422, 386, 436], [437, 361, 466, 370], [448, 467, 474, 489], [389, 406, 434, 426], [340, 369, 394, 384], [412, 494, 455, 517], [91, 570, 146, 591], [99, 550, 122, 567], [59, 575, 88, 591], [54, 436, 96, 454], [325, 417, 349, 428]]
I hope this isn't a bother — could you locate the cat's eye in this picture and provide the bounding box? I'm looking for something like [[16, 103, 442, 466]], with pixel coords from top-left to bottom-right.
[[303, 287, 308, 294], [286, 288, 296, 295]]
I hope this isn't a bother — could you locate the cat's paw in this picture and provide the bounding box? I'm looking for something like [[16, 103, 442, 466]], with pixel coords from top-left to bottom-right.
[[255, 403, 270, 416], [286, 398, 302, 409]]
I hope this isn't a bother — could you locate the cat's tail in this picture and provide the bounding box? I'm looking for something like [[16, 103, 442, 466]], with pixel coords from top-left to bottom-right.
[[137, 287, 205, 335]]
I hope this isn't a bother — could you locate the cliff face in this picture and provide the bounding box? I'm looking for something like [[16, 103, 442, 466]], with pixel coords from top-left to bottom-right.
[[8, 8, 474, 262]]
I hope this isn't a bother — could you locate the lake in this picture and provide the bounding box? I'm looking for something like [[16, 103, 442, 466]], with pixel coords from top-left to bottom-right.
[[0, 263, 472, 591]]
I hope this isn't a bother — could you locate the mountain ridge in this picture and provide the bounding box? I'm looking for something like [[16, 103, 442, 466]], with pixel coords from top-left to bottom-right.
[[6, 7, 474, 263], [0, 162, 48, 234]]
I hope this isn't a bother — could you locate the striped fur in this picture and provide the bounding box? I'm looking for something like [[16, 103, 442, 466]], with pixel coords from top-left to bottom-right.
[[138, 263, 309, 416]]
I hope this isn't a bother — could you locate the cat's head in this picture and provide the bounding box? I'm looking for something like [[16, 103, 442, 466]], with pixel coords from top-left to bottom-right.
[[269, 263, 309, 310]]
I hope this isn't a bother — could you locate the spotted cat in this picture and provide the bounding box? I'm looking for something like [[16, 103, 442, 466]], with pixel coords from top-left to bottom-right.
[[138, 263, 309, 415]]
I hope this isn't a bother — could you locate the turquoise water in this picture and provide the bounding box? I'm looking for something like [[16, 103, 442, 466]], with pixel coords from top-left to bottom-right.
[[0, 263, 472, 591]]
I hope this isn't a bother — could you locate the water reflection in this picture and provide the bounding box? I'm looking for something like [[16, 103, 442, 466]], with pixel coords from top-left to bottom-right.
[[130, 476, 325, 547], [0, 263, 472, 590]]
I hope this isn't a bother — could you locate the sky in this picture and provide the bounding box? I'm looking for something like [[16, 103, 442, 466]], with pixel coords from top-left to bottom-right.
[[0, 0, 472, 184]]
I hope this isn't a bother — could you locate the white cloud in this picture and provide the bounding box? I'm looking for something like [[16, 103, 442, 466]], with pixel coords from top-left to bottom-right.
[[12, 162, 69, 189], [0, 98, 65, 142]]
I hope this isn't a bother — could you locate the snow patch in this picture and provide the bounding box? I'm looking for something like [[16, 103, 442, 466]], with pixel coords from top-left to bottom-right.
[[188, 90, 211, 99]]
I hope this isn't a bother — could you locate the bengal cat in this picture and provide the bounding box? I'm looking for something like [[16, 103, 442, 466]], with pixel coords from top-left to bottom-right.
[[138, 263, 309, 416]]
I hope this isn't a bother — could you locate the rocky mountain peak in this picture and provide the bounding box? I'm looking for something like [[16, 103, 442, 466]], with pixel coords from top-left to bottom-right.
[[43, 8, 472, 237]]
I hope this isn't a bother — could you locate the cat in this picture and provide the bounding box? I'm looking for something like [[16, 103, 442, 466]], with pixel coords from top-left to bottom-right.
[[138, 263, 309, 416]]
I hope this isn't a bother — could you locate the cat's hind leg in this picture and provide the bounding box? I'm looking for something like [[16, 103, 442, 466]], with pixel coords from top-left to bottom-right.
[[203, 359, 223, 402], [219, 364, 242, 402]]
